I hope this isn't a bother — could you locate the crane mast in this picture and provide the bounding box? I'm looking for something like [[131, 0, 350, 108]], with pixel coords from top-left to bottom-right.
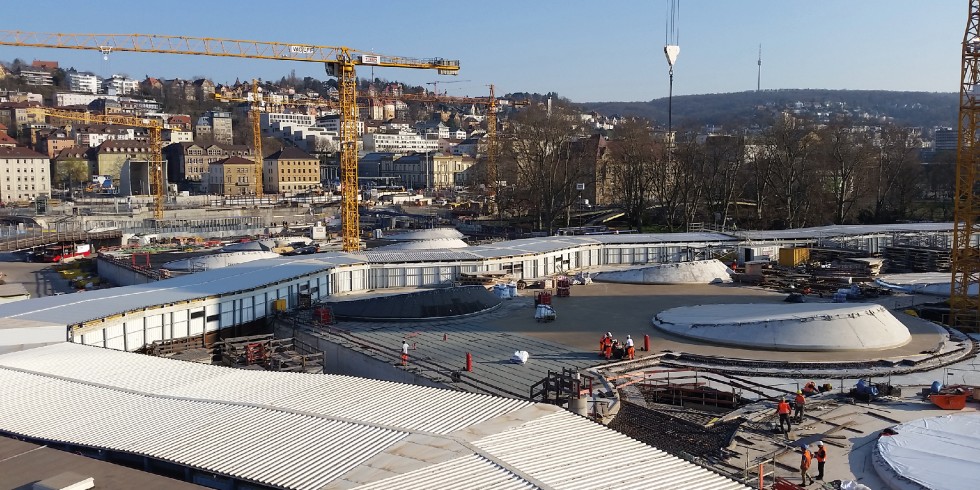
[[251, 80, 264, 197], [28, 107, 165, 220], [0, 30, 460, 252], [953, 0, 980, 331]]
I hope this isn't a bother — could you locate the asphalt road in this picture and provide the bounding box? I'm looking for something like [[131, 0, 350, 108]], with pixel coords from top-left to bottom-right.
[[0, 252, 78, 298]]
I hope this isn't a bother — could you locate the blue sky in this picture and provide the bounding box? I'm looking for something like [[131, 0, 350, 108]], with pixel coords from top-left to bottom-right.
[[0, 1, 964, 102]]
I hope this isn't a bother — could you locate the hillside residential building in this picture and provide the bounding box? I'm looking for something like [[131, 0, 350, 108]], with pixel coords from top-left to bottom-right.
[[68, 70, 100, 94], [51, 146, 92, 193], [93, 140, 152, 190], [363, 130, 439, 153], [18, 69, 53, 87], [164, 142, 254, 191], [314, 114, 364, 135], [0, 146, 51, 203], [208, 156, 257, 196], [103, 75, 140, 95], [41, 136, 75, 158], [195, 110, 233, 145], [264, 147, 320, 195]]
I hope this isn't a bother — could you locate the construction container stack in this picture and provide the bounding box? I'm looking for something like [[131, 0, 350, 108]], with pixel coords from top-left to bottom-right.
[[556, 276, 571, 297]]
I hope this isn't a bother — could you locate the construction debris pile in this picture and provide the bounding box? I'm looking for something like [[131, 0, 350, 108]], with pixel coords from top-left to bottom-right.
[[215, 334, 322, 373]]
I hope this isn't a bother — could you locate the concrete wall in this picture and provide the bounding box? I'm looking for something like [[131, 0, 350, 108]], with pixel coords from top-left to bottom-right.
[[276, 322, 448, 389]]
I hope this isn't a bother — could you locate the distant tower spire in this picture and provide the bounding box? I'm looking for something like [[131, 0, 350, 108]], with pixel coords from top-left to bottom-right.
[[757, 44, 762, 92], [755, 44, 762, 92]]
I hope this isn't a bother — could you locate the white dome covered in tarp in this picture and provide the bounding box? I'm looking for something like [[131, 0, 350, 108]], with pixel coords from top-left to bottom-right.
[[384, 228, 465, 241], [595, 260, 733, 284], [221, 239, 276, 252], [373, 238, 469, 250], [874, 413, 980, 490], [876, 272, 979, 297], [162, 251, 281, 271], [653, 303, 913, 351]]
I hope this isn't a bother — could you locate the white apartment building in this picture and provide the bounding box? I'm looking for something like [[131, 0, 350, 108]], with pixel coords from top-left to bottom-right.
[[261, 112, 316, 132], [163, 129, 194, 143], [103, 75, 140, 95], [363, 131, 439, 153], [0, 147, 51, 203], [315, 114, 364, 136], [55, 93, 114, 107], [68, 71, 100, 94]]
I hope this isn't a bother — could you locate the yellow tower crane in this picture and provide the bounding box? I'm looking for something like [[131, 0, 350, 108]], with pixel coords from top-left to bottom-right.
[[953, 1, 980, 332], [0, 31, 460, 251], [27, 107, 165, 220], [392, 85, 510, 198], [215, 80, 339, 197]]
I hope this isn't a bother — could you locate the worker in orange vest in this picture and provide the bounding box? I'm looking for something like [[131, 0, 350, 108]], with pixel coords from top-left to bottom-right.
[[600, 332, 613, 359], [799, 444, 814, 486], [625, 335, 635, 360], [814, 441, 827, 481], [794, 390, 806, 422], [776, 397, 792, 436]]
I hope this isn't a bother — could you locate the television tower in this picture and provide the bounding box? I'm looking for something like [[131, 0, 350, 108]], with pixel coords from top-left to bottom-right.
[[757, 44, 762, 91]]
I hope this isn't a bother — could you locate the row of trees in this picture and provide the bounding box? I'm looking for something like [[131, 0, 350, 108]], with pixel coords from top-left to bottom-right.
[[493, 102, 950, 233]]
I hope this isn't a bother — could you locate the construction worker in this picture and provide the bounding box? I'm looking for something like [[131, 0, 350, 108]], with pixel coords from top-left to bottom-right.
[[599, 332, 611, 355], [401, 340, 409, 366], [799, 444, 814, 486], [776, 397, 792, 436], [803, 380, 818, 395], [814, 441, 827, 481], [625, 335, 635, 360], [603, 337, 613, 360], [794, 390, 806, 422]]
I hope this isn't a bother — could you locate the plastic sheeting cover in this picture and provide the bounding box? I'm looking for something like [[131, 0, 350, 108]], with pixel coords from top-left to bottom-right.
[[876, 413, 980, 490]]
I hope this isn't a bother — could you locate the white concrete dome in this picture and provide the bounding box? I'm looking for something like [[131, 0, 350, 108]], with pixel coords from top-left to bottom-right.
[[874, 413, 980, 490], [594, 259, 733, 284], [653, 303, 912, 351]]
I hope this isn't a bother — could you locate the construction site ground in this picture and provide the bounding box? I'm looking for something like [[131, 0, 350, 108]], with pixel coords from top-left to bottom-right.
[[283, 280, 980, 488]]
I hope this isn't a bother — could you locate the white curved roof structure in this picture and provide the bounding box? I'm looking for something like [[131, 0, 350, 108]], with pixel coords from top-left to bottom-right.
[[653, 303, 913, 351], [874, 413, 980, 490], [162, 251, 282, 271], [0, 343, 747, 490], [876, 272, 979, 297], [595, 259, 733, 284], [373, 238, 469, 251], [384, 228, 465, 241]]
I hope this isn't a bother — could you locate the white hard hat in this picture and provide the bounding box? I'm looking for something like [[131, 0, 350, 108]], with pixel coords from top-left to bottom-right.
[[817, 441, 824, 446], [607, 332, 612, 337], [627, 335, 631, 339]]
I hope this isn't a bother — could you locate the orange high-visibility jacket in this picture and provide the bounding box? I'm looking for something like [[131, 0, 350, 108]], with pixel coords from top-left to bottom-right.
[[815, 447, 827, 463], [777, 401, 791, 414], [801, 449, 812, 470], [795, 393, 806, 405]]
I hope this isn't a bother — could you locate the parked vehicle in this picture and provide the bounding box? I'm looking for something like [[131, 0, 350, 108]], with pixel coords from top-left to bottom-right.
[[41, 244, 91, 263]]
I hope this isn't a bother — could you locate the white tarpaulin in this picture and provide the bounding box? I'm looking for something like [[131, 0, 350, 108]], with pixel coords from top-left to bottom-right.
[[875, 412, 980, 490]]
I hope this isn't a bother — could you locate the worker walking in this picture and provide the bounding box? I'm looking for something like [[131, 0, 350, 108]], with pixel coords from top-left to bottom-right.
[[799, 444, 815, 486], [625, 335, 635, 360], [794, 390, 806, 422], [776, 397, 792, 436], [401, 340, 409, 366], [814, 441, 827, 481]]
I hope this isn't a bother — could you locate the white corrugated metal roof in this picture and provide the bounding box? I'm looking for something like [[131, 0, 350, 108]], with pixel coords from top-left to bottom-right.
[[0, 343, 747, 490]]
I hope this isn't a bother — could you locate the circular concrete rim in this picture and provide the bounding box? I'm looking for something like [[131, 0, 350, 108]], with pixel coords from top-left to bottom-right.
[[652, 303, 913, 352]]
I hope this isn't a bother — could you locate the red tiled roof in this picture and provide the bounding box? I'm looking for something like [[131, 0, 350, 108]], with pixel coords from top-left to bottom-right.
[[0, 146, 48, 159]]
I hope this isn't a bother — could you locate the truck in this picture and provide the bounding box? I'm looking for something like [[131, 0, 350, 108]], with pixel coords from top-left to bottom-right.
[[40, 243, 92, 263]]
